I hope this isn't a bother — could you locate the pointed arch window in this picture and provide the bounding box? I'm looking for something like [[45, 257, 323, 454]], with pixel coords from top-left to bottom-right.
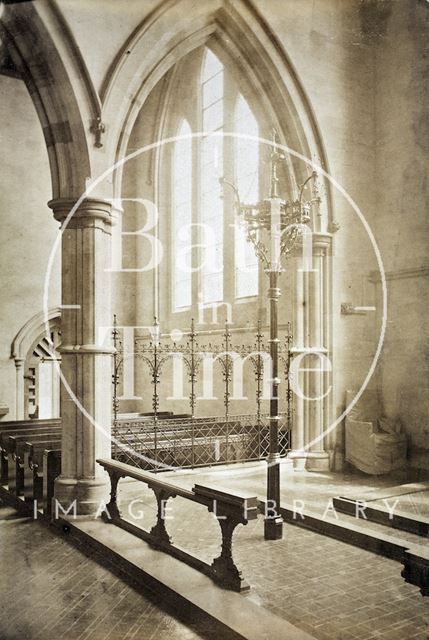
[[201, 49, 224, 304], [172, 119, 192, 310], [169, 46, 265, 314], [234, 94, 259, 298]]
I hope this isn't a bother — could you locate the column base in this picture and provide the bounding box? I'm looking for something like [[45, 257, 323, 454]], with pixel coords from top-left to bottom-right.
[[264, 516, 283, 540], [53, 475, 109, 517], [288, 450, 330, 472]]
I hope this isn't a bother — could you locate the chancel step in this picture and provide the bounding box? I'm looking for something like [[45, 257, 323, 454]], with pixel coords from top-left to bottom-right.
[[333, 495, 429, 538]]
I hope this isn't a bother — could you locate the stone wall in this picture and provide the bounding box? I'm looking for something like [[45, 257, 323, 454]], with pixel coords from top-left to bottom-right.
[[0, 74, 59, 419], [0, 0, 427, 466], [372, 0, 429, 458]]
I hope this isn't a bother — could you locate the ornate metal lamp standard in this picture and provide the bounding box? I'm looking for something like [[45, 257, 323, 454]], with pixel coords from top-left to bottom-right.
[[221, 132, 316, 540]]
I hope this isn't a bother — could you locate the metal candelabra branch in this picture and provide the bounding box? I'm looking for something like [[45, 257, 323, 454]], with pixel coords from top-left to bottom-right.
[[279, 322, 294, 442], [220, 129, 317, 540]]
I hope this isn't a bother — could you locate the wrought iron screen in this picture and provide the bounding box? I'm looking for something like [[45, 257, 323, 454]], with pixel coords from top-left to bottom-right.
[[111, 318, 293, 472], [112, 413, 290, 472]]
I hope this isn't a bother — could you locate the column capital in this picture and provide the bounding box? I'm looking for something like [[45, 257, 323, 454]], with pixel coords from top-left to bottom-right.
[[48, 197, 113, 228], [312, 231, 332, 253]]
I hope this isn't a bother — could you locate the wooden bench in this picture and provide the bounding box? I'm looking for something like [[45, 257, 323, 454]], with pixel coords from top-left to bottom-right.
[[0, 419, 61, 431], [22, 438, 62, 503], [6, 429, 61, 495], [0, 419, 60, 483], [43, 449, 62, 516], [97, 458, 258, 591], [112, 419, 268, 470]]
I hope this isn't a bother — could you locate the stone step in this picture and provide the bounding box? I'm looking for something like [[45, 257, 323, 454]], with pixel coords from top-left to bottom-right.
[[0, 486, 316, 640], [55, 515, 317, 640], [333, 495, 429, 538]]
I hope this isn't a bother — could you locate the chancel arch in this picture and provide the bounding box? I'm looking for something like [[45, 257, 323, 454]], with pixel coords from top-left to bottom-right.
[[110, 2, 335, 470], [0, 1, 98, 199]]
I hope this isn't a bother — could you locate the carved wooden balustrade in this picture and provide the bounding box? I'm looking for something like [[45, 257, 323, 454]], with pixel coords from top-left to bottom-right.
[[97, 458, 258, 592]]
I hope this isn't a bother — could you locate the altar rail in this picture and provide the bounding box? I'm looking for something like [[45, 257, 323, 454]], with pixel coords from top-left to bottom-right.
[[97, 458, 258, 591], [112, 413, 290, 472]]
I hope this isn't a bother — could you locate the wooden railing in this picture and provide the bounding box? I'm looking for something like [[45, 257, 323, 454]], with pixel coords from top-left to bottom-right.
[[97, 458, 258, 591]]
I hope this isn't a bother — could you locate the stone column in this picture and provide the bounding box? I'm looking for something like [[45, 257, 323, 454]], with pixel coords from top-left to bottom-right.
[[289, 233, 331, 471], [48, 198, 114, 514], [15, 358, 25, 420]]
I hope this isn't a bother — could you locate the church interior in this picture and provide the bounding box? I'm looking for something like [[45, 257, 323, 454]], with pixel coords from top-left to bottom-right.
[[0, 1, 428, 639]]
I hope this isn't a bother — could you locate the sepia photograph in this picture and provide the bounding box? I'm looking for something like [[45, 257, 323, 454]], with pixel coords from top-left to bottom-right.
[[0, 1, 428, 638]]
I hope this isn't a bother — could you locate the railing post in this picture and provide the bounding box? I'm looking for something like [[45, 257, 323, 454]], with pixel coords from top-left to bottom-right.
[[189, 318, 197, 418], [223, 321, 231, 422], [112, 314, 121, 425], [255, 320, 263, 457], [285, 321, 293, 449], [211, 512, 249, 592], [104, 470, 123, 521], [149, 486, 176, 546]]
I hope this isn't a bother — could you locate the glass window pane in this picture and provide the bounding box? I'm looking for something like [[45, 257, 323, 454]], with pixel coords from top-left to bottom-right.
[[202, 49, 223, 82], [202, 272, 223, 303], [203, 72, 223, 109], [173, 279, 192, 309], [200, 48, 224, 305], [235, 225, 258, 298], [203, 100, 223, 133], [173, 120, 193, 311], [234, 95, 259, 298], [201, 171, 222, 199], [202, 135, 223, 170]]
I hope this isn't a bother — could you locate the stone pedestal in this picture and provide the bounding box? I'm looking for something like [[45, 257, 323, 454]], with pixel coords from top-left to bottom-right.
[[48, 198, 114, 515]]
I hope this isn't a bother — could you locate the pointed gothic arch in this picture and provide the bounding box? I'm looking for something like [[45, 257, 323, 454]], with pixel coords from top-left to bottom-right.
[[0, 1, 99, 199], [105, 4, 335, 469], [101, 0, 332, 234]]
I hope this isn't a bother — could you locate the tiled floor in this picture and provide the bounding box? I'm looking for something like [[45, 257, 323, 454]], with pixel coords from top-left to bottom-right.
[[116, 464, 429, 640], [159, 460, 426, 512], [1, 464, 428, 640], [0, 503, 220, 640]]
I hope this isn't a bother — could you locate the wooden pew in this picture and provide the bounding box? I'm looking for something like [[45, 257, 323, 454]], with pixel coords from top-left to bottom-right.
[[0, 419, 60, 483], [23, 439, 61, 503], [0, 419, 61, 431], [112, 417, 258, 470], [2, 428, 60, 485], [16, 435, 61, 502], [43, 449, 62, 516], [6, 429, 61, 494]]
